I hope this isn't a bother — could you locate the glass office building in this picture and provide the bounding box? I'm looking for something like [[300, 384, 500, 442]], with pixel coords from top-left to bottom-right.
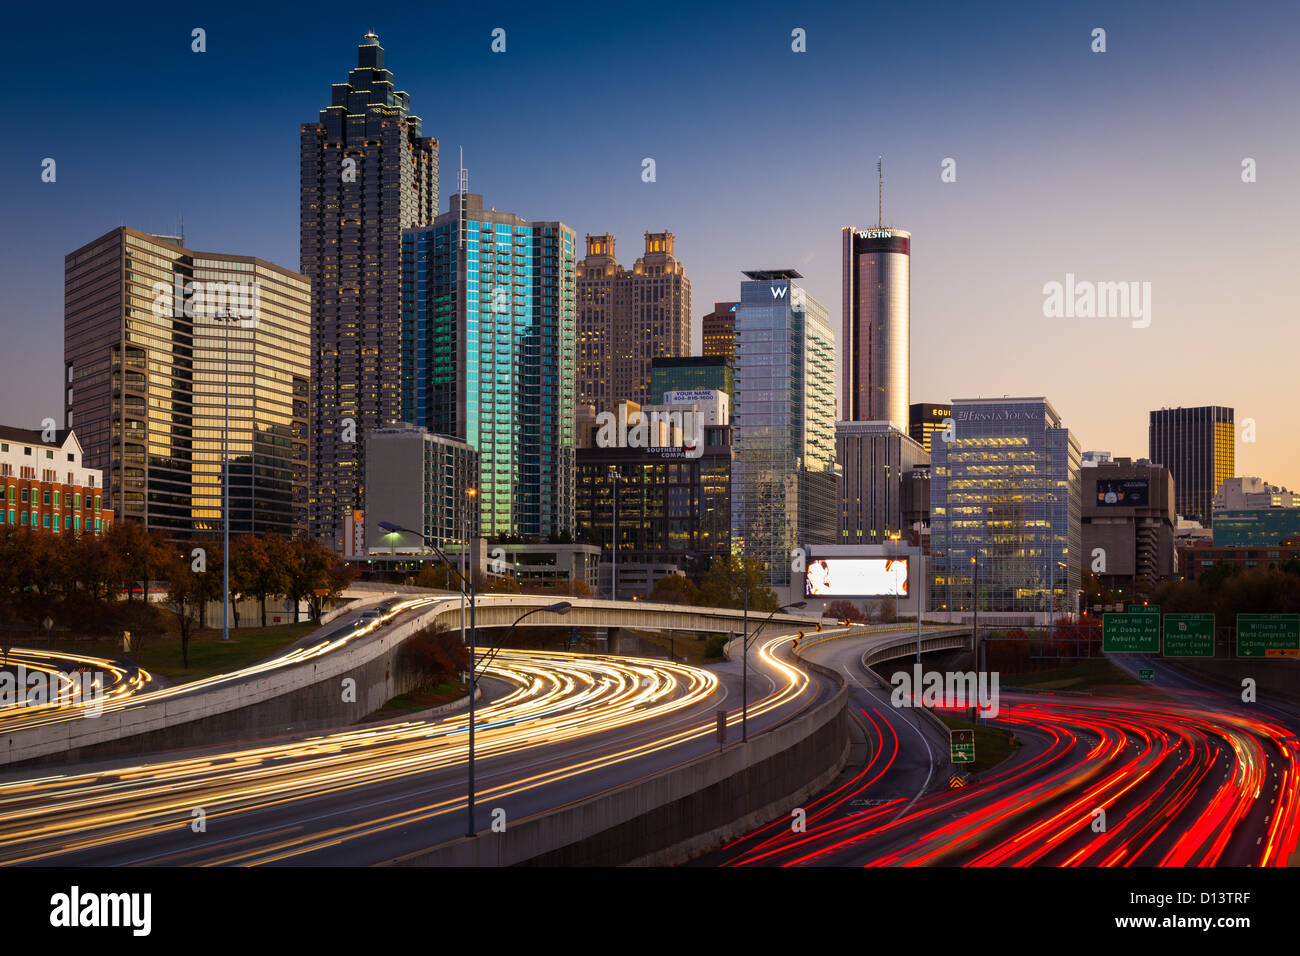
[[731, 270, 838, 589], [649, 355, 733, 402], [1212, 508, 1300, 547], [64, 228, 311, 537], [843, 227, 910, 431], [929, 397, 1081, 621], [402, 192, 576, 539]]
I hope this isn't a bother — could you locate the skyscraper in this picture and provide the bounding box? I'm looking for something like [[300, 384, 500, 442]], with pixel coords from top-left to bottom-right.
[[731, 270, 838, 589], [842, 226, 910, 431], [908, 402, 951, 454], [64, 227, 310, 536], [1148, 406, 1235, 525], [929, 397, 1081, 623], [576, 232, 691, 410], [301, 31, 438, 549], [837, 420, 929, 546], [402, 191, 576, 539], [702, 301, 738, 359]]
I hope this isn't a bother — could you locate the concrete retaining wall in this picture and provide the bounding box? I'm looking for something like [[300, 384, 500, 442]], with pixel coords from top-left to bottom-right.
[[387, 659, 848, 867], [1, 600, 459, 767]]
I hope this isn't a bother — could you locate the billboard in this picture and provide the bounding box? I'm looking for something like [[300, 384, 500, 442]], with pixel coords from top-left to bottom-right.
[[805, 558, 909, 597], [1096, 478, 1148, 507]]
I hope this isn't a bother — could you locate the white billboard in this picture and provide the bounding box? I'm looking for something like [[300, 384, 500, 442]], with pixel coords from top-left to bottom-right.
[[805, 558, 909, 597]]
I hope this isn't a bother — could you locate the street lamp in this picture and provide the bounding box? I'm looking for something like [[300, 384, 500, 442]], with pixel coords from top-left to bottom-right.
[[741, 592, 806, 742], [608, 465, 622, 601], [378, 517, 480, 837], [211, 307, 256, 643]]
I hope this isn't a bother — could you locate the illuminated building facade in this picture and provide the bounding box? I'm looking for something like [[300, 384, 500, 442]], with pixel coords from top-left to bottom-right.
[[702, 301, 738, 360], [929, 397, 1081, 622], [402, 191, 576, 539], [301, 31, 438, 549], [64, 227, 310, 537], [1148, 406, 1235, 526], [908, 402, 951, 454], [0, 428, 113, 535], [732, 270, 839, 589], [576, 232, 691, 410]]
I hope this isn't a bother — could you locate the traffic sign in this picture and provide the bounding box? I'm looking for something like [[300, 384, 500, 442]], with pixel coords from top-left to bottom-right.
[[1103, 612, 1160, 653], [948, 774, 968, 789], [1128, 604, 1159, 614], [1163, 613, 1215, 658], [1138, 668, 1155, 681], [950, 728, 975, 764], [1236, 614, 1300, 659]]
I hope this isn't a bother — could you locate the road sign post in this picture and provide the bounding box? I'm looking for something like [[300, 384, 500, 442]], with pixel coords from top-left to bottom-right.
[[1163, 613, 1215, 658], [950, 728, 975, 764]]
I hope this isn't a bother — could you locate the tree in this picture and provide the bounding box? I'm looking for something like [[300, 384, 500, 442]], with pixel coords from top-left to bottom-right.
[[698, 555, 777, 611], [107, 522, 169, 601], [416, 561, 460, 591], [650, 573, 700, 605], [824, 599, 867, 623], [162, 548, 222, 669], [226, 534, 265, 630], [248, 533, 292, 627], [401, 624, 470, 688], [283, 538, 356, 622]]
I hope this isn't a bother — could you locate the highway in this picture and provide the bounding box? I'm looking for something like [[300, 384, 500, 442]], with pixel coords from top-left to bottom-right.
[[704, 629, 1300, 867], [0, 632, 835, 865]]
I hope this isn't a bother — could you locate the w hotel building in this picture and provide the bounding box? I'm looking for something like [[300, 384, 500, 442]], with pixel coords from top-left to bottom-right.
[[64, 228, 310, 537], [0, 427, 113, 535]]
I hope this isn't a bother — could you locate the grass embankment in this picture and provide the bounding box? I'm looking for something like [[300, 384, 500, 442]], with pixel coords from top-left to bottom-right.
[[364, 681, 467, 722], [933, 710, 1015, 775], [31, 620, 319, 684], [1001, 658, 1141, 694]]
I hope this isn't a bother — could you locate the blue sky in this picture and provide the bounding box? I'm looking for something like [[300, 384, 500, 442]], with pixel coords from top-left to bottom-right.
[[3, 0, 1297, 483]]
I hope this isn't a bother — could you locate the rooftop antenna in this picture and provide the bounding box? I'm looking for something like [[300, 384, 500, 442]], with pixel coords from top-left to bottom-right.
[[877, 156, 884, 228], [179, 214, 184, 246], [457, 146, 468, 250]]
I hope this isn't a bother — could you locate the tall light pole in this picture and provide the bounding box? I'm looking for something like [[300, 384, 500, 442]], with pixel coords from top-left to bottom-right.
[[608, 465, 621, 601]]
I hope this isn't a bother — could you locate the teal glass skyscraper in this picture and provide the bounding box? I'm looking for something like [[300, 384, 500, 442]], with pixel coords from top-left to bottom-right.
[[731, 270, 839, 589], [402, 190, 576, 538]]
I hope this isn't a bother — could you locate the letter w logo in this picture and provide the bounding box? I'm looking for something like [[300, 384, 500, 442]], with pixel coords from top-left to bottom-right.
[[771, 285, 788, 299]]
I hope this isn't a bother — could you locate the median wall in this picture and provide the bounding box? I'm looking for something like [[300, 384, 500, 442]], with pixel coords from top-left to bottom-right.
[[0, 600, 460, 767], [387, 655, 849, 867]]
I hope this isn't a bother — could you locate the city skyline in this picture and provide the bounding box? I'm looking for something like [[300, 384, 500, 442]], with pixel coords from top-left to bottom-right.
[[3, 3, 1298, 487]]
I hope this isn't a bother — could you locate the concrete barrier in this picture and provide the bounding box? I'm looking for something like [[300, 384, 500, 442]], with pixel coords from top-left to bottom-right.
[[1, 599, 461, 767]]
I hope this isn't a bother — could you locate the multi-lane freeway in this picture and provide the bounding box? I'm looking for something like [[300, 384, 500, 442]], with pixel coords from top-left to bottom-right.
[[705, 629, 1300, 867]]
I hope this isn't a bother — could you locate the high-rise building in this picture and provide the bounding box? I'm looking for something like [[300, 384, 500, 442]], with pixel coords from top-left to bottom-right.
[[843, 226, 910, 431], [908, 402, 951, 454], [930, 397, 1081, 623], [402, 191, 576, 539], [0, 427, 114, 536], [301, 31, 438, 549], [64, 227, 310, 536], [1148, 406, 1234, 525], [649, 355, 732, 402], [836, 420, 929, 546], [363, 424, 478, 552], [732, 270, 838, 589], [1212, 509, 1300, 547], [1080, 457, 1176, 592], [702, 301, 738, 359], [576, 232, 691, 411]]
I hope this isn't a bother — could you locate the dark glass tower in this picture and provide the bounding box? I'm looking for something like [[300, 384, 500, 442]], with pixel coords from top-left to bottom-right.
[[1148, 406, 1235, 525], [301, 32, 438, 549]]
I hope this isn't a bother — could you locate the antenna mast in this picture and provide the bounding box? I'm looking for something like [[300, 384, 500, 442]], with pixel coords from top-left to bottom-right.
[[877, 156, 883, 228]]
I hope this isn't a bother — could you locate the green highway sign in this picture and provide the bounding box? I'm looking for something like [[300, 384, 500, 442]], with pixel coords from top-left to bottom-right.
[[1127, 604, 1160, 615], [1138, 668, 1155, 681], [1103, 612, 1160, 653], [1163, 613, 1215, 658], [950, 728, 975, 764], [1236, 614, 1300, 659]]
